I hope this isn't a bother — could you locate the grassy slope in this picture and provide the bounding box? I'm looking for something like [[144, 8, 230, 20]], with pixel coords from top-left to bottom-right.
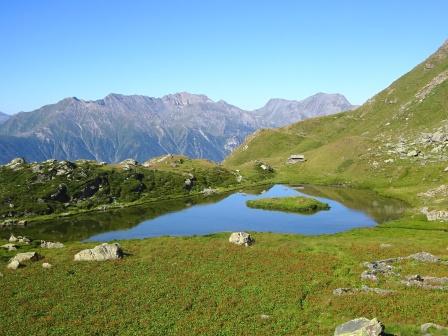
[[224, 41, 448, 209], [1, 220, 448, 335], [0, 156, 246, 222]]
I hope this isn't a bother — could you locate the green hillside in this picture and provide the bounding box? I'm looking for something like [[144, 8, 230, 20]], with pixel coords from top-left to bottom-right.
[[225, 41, 448, 210]]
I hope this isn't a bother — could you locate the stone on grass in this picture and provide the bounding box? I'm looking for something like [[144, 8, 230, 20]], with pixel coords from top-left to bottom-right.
[[421, 323, 447, 334], [74, 243, 123, 261], [407, 252, 440, 263], [1, 243, 17, 251], [334, 317, 383, 336], [7, 260, 21, 270], [10, 252, 42, 264], [42, 262, 52, 269], [229, 232, 254, 246], [41, 241, 64, 249], [333, 286, 394, 296], [9, 234, 18, 243]]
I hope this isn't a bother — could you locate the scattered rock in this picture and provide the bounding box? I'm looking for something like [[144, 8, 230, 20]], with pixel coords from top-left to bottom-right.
[[407, 252, 440, 263], [9, 234, 18, 243], [383, 159, 394, 163], [286, 154, 306, 164], [421, 323, 447, 334], [333, 286, 394, 296], [184, 178, 193, 189], [1, 243, 18, 251], [40, 241, 64, 249], [260, 314, 271, 320], [334, 317, 384, 336], [202, 188, 217, 196], [229, 232, 254, 247], [421, 207, 448, 221], [120, 159, 139, 170], [415, 70, 448, 103], [10, 251, 42, 264], [4, 157, 26, 170], [42, 262, 52, 269], [361, 258, 401, 281], [379, 243, 392, 249], [7, 260, 21, 270], [255, 160, 274, 172], [402, 274, 448, 290], [74, 243, 124, 261], [407, 149, 420, 157]]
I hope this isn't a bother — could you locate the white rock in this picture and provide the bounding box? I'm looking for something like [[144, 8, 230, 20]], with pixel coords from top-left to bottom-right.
[[10, 252, 41, 264], [41, 241, 64, 249], [7, 260, 21, 270], [229, 232, 254, 246], [9, 234, 18, 243], [42, 262, 52, 269], [1, 243, 17, 251], [74, 243, 123, 261]]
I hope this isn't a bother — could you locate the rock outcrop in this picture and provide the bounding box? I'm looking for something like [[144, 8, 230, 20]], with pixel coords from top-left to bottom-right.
[[74, 243, 124, 261]]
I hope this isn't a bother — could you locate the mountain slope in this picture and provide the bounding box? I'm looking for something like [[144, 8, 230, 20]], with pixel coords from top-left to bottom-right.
[[0, 92, 353, 163], [0, 112, 10, 124], [253, 92, 356, 127], [225, 40, 448, 204]]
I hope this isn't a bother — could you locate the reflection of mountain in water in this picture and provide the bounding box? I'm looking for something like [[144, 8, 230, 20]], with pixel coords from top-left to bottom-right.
[[7, 193, 230, 242], [297, 185, 407, 223]]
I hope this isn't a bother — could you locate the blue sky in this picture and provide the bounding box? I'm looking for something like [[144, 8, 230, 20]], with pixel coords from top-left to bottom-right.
[[0, 0, 447, 114]]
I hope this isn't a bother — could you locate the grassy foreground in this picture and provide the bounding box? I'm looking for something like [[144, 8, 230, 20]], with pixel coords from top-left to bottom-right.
[[1, 218, 448, 335], [247, 196, 330, 214]]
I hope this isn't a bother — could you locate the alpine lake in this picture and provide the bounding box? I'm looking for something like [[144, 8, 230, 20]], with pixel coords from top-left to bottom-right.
[[7, 184, 407, 242]]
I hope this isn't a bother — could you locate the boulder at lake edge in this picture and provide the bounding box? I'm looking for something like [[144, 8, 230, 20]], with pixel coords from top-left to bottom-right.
[[229, 232, 254, 246]]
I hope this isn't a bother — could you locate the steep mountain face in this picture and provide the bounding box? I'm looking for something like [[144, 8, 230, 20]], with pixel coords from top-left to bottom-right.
[[0, 112, 10, 124], [0, 92, 353, 163], [225, 40, 448, 199], [253, 93, 356, 127]]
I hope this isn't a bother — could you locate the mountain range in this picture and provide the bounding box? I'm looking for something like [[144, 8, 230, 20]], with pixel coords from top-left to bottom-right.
[[0, 92, 355, 163], [0, 112, 10, 124]]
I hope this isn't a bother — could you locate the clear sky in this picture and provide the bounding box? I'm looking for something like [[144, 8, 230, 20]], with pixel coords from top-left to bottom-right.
[[0, 0, 447, 114]]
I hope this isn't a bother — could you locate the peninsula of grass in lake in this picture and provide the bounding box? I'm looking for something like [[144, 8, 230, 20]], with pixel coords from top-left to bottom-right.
[[246, 196, 330, 214]]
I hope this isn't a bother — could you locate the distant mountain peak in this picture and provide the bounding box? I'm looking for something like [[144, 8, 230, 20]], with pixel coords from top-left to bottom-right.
[[162, 92, 212, 105], [254, 93, 355, 128], [0, 111, 10, 125]]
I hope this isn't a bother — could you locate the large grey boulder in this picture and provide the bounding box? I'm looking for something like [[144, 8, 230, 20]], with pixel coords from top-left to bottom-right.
[[7, 251, 42, 270], [7, 260, 21, 270], [10, 252, 41, 264], [334, 317, 383, 336], [74, 243, 123, 261], [229, 232, 254, 246]]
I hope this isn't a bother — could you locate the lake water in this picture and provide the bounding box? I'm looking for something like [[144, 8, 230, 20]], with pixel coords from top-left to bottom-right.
[[85, 184, 406, 241], [8, 184, 406, 242]]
